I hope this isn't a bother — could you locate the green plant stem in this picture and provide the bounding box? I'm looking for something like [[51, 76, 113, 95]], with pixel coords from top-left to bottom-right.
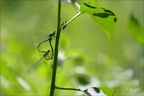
[[49, 2, 81, 96], [49, 0, 61, 96], [56, 86, 81, 91]]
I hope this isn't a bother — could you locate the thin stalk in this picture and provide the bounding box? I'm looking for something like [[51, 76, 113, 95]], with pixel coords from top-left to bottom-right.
[[49, 0, 61, 96], [56, 86, 81, 91]]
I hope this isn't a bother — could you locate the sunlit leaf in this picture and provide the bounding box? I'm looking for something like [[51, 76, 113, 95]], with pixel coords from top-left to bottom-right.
[[80, 0, 117, 40], [129, 14, 144, 45], [100, 86, 115, 96]]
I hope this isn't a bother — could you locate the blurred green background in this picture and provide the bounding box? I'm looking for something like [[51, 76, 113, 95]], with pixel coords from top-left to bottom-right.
[[1, 0, 144, 95]]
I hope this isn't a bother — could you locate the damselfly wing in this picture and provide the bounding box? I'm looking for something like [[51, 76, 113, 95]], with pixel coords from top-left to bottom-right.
[[28, 55, 44, 74]]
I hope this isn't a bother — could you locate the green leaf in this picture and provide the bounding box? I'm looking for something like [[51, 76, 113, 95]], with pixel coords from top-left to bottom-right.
[[129, 14, 144, 45], [100, 86, 115, 96], [80, 0, 117, 40], [76, 74, 90, 85]]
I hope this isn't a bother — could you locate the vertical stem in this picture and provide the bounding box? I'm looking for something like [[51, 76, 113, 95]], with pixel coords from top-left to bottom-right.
[[49, 0, 61, 96]]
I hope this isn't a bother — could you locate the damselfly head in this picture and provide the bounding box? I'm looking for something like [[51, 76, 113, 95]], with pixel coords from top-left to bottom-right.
[[49, 31, 57, 38]]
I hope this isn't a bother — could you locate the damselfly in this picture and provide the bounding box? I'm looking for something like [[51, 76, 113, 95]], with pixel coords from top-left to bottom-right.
[[28, 31, 56, 74], [28, 21, 67, 74]]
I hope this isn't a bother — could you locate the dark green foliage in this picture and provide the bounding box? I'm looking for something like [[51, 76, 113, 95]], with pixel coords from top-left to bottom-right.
[[93, 87, 100, 93], [129, 14, 144, 44], [93, 13, 111, 18], [84, 3, 96, 9], [77, 74, 90, 85]]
